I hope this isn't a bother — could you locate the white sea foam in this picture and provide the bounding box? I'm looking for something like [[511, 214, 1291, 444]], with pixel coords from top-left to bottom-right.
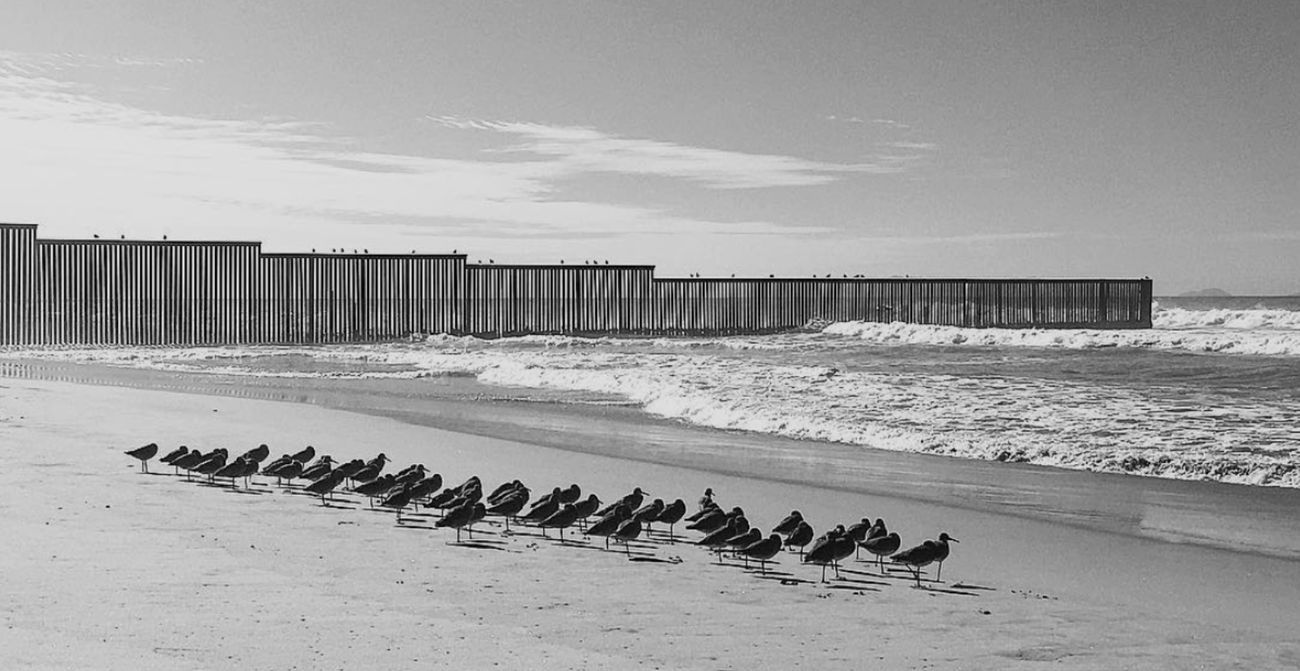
[[820, 313, 1300, 357], [1154, 306, 1300, 331], [7, 305, 1300, 488]]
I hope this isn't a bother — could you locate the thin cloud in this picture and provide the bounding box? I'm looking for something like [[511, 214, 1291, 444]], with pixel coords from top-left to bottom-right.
[[0, 60, 824, 248], [428, 116, 911, 188], [863, 231, 1063, 246]]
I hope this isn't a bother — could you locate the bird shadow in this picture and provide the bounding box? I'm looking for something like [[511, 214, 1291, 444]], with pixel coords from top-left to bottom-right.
[[764, 575, 816, 586], [951, 582, 996, 592], [835, 567, 893, 584], [824, 582, 882, 593], [628, 555, 682, 564], [221, 487, 267, 496], [394, 522, 436, 530], [317, 500, 359, 510], [827, 574, 889, 588], [447, 539, 511, 551], [913, 585, 979, 597]]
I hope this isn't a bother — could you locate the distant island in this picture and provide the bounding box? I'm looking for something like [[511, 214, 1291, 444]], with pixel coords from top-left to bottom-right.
[[1179, 288, 1232, 298]]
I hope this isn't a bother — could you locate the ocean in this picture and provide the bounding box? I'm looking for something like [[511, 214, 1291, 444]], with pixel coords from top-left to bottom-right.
[[7, 296, 1300, 489]]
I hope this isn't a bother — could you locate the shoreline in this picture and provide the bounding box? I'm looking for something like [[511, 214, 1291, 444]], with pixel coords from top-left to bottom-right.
[[2, 375, 1299, 668], [4, 357, 1300, 560]]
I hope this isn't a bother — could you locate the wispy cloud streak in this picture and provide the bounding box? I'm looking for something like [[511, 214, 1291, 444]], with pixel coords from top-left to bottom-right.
[[428, 116, 915, 188], [0, 54, 829, 247]]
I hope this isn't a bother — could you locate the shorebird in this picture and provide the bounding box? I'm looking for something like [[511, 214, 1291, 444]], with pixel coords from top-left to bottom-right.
[[861, 531, 900, 572], [929, 533, 958, 582], [300, 456, 335, 481], [124, 443, 159, 473], [261, 454, 295, 475], [697, 518, 740, 564], [847, 517, 872, 558], [572, 494, 602, 530], [213, 457, 253, 487], [689, 506, 743, 535], [771, 510, 804, 536], [539, 504, 581, 540], [436, 501, 485, 542], [654, 499, 687, 541], [725, 528, 762, 557], [584, 504, 630, 550], [740, 534, 784, 574], [486, 488, 529, 530], [785, 520, 814, 558], [355, 474, 398, 507], [171, 448, 212, 479], [445, 484, 483, 511], [290, 445, 315, 464], [448, 475, 482, 498], [266, 458, 304, 486], [865, 518, 888, 542], [697, 487, 715, 511], [304, 469, 347, 503], [612, 518, 643, 556], [425, 486, 462, 512], [238, 444, 270, 464], [521, 495, 560, 525], [532, 487, 564, 511], [407, 473, 444, 503], [892, 533, 957, 586], [392, 464, 427, 486], [333, 459, 367, 482], [557, 483, 581, 504], [685, 500, 720, 524], [192, 452, 228, 483], [486, 480, 525, 506], [158, 445, 189, 474], [630, 498, 665, 533], [379, 484, 416, 523], [804, 525, 854, 582], [595, 487, 647, 518], [350, 454, 389, 485]]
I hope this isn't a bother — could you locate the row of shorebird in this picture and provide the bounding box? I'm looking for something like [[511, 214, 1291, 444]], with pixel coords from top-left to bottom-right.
[[124, 442, 959, 587]]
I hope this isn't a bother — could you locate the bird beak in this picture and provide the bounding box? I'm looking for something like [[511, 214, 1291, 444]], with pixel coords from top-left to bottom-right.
[[950, 538, 960, 543]]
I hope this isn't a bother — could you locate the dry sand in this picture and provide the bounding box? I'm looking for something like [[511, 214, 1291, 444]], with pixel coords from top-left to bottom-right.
[[2, 377, 1298, 670]]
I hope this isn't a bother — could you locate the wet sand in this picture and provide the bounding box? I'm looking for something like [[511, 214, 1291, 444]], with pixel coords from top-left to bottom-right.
[[1, 367, 1299, 669]]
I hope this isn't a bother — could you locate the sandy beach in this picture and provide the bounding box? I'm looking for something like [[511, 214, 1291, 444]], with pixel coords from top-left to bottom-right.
[[2, 372, 1299, 670]]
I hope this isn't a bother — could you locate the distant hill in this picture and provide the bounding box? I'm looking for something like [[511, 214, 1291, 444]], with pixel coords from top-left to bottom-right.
[[1179, 288, 1232, 298]]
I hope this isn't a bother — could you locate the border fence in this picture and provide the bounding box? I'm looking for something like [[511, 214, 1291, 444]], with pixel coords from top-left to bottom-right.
[[0, 223, 1152, 345]]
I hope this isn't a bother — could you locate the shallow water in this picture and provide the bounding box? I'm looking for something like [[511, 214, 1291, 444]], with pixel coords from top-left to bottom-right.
[[9, 299, 1299, 489], [5, 357, 1299, 565]]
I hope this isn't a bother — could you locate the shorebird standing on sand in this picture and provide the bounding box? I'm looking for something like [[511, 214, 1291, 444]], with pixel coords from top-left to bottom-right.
[[785, 520, 814, 558], [584, 504, 630, 550], [861, 532, 901, 572], [612, 518, 643, 556], [891, 533, 958, 587], [739, 533, 783, 575], [539, 504, 581, 540], [124, 443, 159, 473], [486, 488, 530, 530], [654, 499, 687, 541], [304, 469, 347, 504], [771, 510, 803, 536]]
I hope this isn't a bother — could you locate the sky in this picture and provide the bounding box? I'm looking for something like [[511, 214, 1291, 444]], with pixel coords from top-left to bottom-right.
[[1, 1, 1297, 294]]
